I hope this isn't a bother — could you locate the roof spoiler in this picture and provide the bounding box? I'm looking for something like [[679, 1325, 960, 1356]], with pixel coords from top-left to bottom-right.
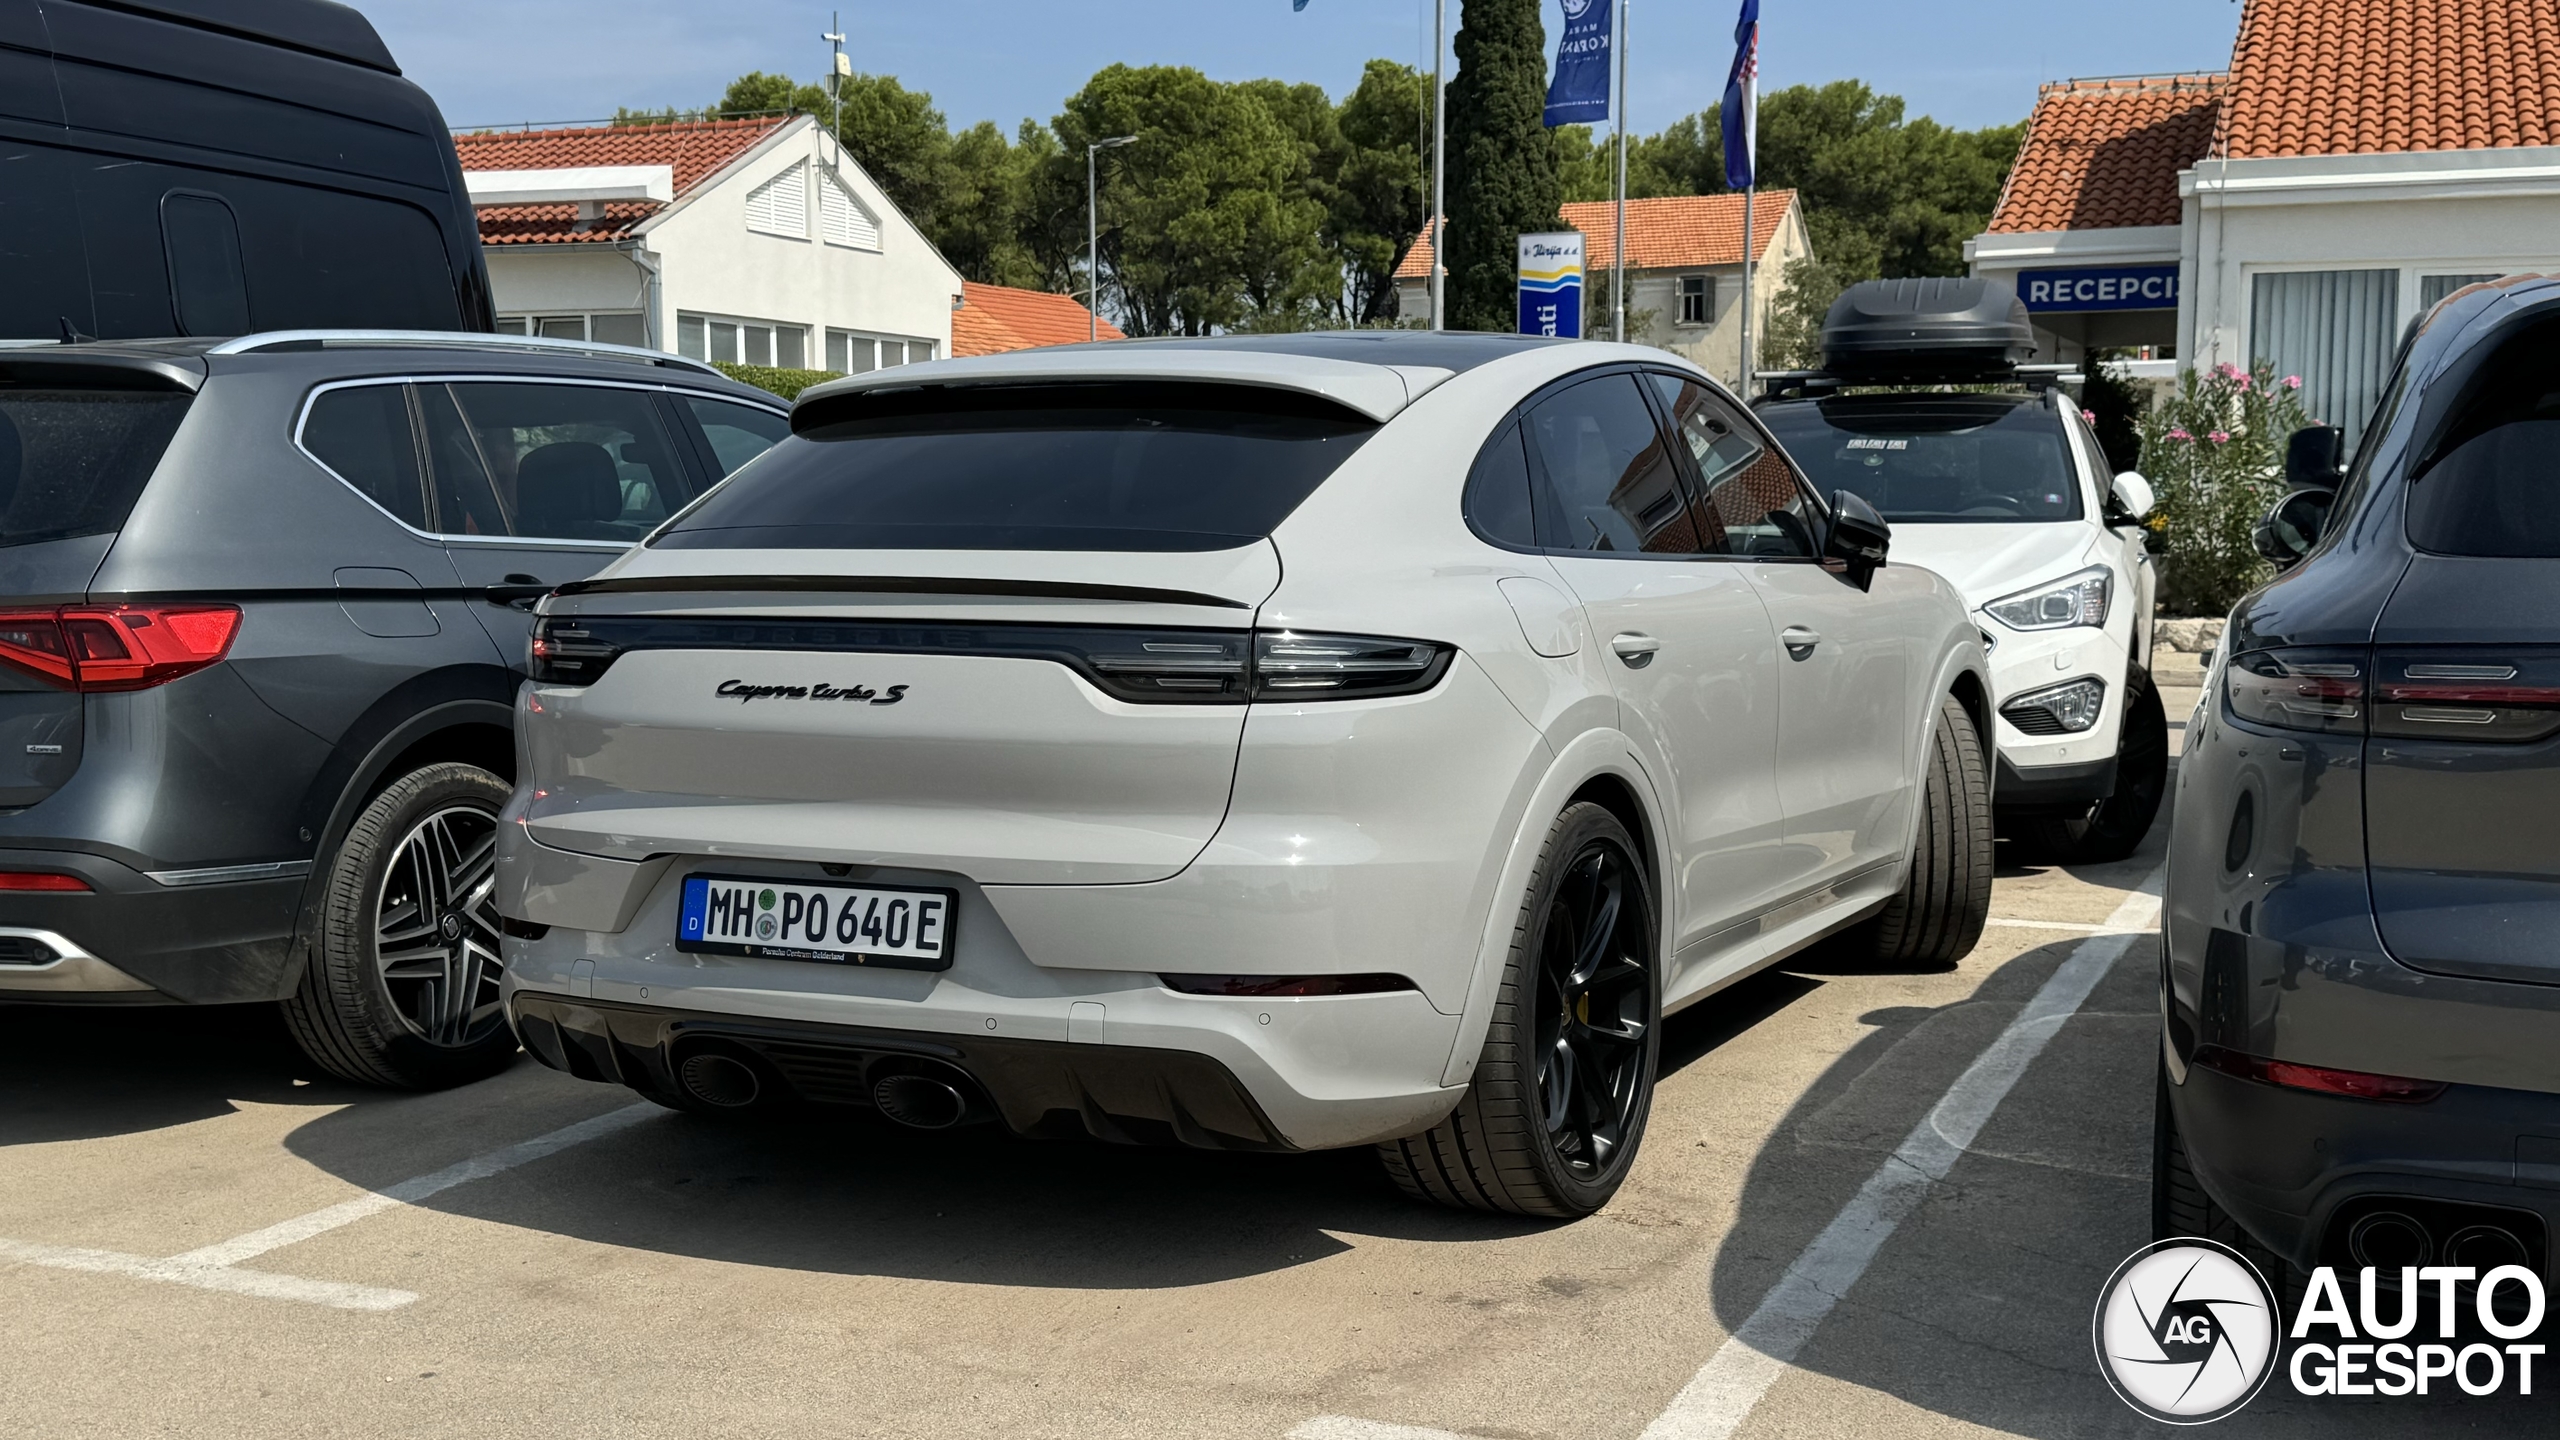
[[794, 349, 1442, 424]]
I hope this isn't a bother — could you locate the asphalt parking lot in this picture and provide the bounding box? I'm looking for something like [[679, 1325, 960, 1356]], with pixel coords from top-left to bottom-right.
[[3, 668, 2538, 1437]]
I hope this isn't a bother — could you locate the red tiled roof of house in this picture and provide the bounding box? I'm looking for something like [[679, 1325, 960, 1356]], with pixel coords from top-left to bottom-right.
[[1393, 190, 1796, 281], [2216, 0, 2560, 157], [454, 116, 790, 245], [951, 281, 1121, 357], [1986, 75, 2227, 233]]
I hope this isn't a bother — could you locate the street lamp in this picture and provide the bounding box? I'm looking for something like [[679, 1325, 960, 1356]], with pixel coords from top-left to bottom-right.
[[1087, 134, 1138, 341]]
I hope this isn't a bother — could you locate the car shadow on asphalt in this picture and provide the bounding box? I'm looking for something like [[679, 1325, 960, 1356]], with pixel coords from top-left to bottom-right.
[[0, 1000, 381, 1146]]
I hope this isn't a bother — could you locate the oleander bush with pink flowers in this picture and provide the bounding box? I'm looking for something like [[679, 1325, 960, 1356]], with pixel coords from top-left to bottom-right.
[[2135, 359, 2316, 616]]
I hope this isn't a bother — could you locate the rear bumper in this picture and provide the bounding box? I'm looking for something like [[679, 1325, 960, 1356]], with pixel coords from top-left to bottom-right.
[[513, 994, 1298, 1150], [2169, 1057, 2560, 1274], [499, 858, 1468, 1151], [0, 849, 306, 1003]]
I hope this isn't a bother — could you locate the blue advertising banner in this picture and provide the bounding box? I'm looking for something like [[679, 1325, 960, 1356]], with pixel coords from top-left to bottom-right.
[[2017, 264, 2180, 312], [1544, 0, 1613, 127], [1519, 231, 1585, 337]]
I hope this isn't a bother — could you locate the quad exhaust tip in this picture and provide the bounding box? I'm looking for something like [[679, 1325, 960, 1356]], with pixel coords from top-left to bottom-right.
[[872, 1071, 981, 1130], [677, 1051, 762, 1108], [2347, 1209, 2533, 1275]]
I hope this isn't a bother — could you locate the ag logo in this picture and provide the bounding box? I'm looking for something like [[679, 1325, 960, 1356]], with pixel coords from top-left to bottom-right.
[[2094, 1239, 2278, 1423]]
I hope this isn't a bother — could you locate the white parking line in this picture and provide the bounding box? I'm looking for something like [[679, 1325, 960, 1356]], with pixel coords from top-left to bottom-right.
[[1635, 869, 2165, 1440], [1288, 1417, 1494, 1440], [0, 1102, 654, 1311], [1983, 916, 2155, 936]]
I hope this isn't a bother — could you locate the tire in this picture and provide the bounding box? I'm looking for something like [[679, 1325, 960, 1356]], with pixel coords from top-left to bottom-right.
[[1379, 802, 1661, 1218], [281, 762, 520, 1090], [1866, 694, 1993, 967], [2155, 1055, 2304, 1307], [2026, 666, 2169, 864]]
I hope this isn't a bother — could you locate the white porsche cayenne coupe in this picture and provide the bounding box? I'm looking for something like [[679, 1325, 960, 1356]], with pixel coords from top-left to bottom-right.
[[497, 333, 1993, 1217]]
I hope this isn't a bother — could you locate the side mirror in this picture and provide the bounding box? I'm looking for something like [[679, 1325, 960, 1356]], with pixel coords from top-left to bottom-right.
[[1823, 489, 1891, 591], [2253, 487, 2336, 569], [2108, 470, 2155, 524], [2285, 425, 2346, 489]]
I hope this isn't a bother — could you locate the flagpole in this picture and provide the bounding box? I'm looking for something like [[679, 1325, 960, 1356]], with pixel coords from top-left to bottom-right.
[[1613, 0, 1628, 344], [1431, 0, 1446, 332], [1741, 185, 1753, 393]]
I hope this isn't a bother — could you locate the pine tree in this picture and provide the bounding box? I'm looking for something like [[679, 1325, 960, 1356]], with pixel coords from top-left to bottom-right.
[[1443, 0, 1560, 332]]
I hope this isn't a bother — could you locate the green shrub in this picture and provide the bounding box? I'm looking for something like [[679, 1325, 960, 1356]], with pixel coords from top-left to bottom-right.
[[712, 363, 839, 400], [2137, 359, 2312, 617]]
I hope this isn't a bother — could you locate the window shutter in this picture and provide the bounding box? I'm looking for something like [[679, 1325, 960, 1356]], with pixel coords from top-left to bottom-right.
[[746, 167, 807, 239], [819, 171, 881, 250]]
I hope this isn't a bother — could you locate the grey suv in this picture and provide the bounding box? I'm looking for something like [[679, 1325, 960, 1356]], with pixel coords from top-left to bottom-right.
[[0, 332, 789, 1087]]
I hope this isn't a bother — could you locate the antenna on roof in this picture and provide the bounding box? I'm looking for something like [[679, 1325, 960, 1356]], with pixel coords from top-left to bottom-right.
[[821, 14, 848, 165]]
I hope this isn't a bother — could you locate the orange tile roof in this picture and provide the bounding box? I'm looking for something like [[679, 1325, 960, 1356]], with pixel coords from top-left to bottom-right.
[[1987, 76, 2226, 233], [1393, 190, 1796, 280], [454, 116, 789, 245], [951, 281, 1121, 357], [2216, 0, 2560, 156]]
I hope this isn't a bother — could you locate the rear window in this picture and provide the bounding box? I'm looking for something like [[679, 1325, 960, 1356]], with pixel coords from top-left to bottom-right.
[[657, 383, 1377, 552], [0, 390, 194, 547], [1758, 395, 2082, 523], [2408, 316, 2560, 556]]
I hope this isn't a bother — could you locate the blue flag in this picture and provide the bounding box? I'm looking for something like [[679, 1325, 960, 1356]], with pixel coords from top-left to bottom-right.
[[1721, 0, 1759, 188], [1544, 0, 1613, 128]]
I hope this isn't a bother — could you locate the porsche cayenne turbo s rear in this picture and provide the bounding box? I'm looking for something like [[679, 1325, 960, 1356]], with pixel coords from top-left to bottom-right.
[[499, 334, 1994, 1215]]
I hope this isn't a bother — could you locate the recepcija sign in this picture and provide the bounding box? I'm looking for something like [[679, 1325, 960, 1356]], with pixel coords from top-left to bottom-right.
[[1519, 231, 1585, 338], [2018, 264, 2180, 313]]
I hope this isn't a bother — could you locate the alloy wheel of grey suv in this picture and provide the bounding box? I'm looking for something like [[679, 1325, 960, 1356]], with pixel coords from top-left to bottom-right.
[[283, 763, 517, 1087]]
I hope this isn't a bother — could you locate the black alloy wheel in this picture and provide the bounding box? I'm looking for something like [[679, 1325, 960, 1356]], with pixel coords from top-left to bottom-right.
[[1531, 841, 1654, 1180], [1379, 802, 1661, 1218], [2030, 667, 2170, 864]]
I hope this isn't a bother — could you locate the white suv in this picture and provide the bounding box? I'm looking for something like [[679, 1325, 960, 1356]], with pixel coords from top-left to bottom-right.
[[1758, 387, 2162, 862], [496, 334, 1993, 1217]]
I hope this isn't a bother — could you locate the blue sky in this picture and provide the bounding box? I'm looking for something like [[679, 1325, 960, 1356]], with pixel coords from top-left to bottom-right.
[[366, 1, 2243, 137]]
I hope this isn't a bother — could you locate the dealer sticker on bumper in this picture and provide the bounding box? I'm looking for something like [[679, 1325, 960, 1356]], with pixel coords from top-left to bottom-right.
[[677, 874, 955, 971]]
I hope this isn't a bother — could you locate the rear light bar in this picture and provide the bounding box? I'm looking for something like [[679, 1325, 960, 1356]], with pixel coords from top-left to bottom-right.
[[527, 617, 1453, 705], [2195, 1044, 2447, 1103], [0, 605, 242, 693], [1159, 973, 1416, 997], [0, 871, 90, 892], [2227, 647, 2560, 742]]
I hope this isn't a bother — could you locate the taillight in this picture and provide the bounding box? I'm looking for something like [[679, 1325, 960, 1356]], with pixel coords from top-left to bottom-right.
[[0, 605, 240, 692], [527, 616, 1453, 704], [2224, 647, 2365, 734], [2195, 1045, 2446, 1103], [2370, 653, 2560, 743]]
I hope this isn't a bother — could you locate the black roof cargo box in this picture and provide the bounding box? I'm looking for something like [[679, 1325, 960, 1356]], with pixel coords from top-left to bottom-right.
[[1820, 278, 2036, 380]]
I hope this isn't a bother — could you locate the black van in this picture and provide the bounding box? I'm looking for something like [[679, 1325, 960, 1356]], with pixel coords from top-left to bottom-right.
[[0, 0, 492, 340]]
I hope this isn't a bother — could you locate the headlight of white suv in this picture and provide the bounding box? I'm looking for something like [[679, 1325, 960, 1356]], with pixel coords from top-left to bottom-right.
[[1982, 566, 2112, 631]]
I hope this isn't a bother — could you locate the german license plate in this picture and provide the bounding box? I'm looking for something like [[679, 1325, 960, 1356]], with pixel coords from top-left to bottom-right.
[[677, 875, 955, 971]]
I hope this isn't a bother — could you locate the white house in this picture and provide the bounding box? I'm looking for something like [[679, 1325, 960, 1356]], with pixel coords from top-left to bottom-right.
[[1394, 191, 1811, 382], [1968, 0, 2560, 445], [457, 114, 961, 373]]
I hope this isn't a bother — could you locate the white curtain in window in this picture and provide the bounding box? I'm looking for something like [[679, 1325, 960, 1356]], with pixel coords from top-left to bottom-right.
[[2251, 268, 2400, 444], [745, 167, 808, 239], [2420, 273, 2503, 311], [819, 171, 881, 250]]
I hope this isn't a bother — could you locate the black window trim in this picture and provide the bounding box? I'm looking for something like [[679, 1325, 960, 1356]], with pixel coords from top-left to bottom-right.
[[291, 374, 785, 548]]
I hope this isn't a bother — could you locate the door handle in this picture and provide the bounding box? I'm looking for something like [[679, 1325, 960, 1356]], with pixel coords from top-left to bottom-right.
[[1781, 626, 1821, 660], [485, 573, 550, 611], [1610, 632, 1661, 668]]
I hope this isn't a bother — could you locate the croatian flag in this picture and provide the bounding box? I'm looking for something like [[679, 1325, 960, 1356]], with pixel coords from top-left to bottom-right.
[[1721, 0, 1759, 189]]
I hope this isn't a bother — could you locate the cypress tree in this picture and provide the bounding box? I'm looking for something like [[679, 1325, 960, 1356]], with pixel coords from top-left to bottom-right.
[[1443, 0, 1561, 332]]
